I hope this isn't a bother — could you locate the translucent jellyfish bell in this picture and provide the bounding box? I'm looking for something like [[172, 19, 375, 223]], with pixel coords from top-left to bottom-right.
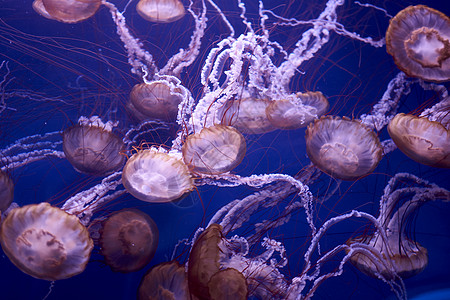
[[63, 118, 125, 176], [136, 0, 185, 23], [182, 125, 246, 175], [386, 5, 450, 82], [122, 150, 194, 203], [388, 113, 450, 168], [305, 116, 383, 180], [0, 170, 14, 212], [100, 209, 158, 273], [33, 0, 101, 23], [266, 92, 329, 130], [0, 203, 93, 280]]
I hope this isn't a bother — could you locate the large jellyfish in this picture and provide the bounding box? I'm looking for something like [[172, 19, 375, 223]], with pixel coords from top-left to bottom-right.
[[32, 0, 101, 23]]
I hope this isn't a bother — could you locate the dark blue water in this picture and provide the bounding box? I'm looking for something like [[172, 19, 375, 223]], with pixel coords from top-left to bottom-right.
[[0, 0, 449, 299]]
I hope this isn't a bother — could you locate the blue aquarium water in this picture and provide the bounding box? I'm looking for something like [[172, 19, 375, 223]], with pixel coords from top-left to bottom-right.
[[0, 0, 449, 299]]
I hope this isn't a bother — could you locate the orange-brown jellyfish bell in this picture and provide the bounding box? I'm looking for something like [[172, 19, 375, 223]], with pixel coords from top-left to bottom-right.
[[138, 261, 191, 300], [387, 113, 450, 168], [100, 209, 159, 273], [136, 0, 185, 23], [129, 81, 183, 122], [208, 268, 248, 300], [122, 150, 194, 203], [0, 170, 14, 212], [63, 117, 125, 176], [0, 202, 93, 280], [182, 125, 246, 175], [266, 91, 329, 130], [33, 0, 101, 23], [305, 116, 383, 180], [386, 5, 450, 82]]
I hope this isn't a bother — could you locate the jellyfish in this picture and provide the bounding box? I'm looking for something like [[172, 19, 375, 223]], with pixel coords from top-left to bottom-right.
[[0, 202, 93, 281], [99, 209, 158, 273], [388, 113, 450, 168], [0, 170, 14, 212], [266, 92, 329, 130], [138, 261, 191, 300], [182, 125, 246, 175], [386, 5, 450, 82], [122, 149, 194, 203], [305, 116, 383, 180], [136, 0, 185, 23], [63, 116, 125, 176], [32, 0, 101, 23]]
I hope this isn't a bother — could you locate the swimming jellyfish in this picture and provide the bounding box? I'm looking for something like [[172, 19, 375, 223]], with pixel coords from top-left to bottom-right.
[[305, 116, 383, 180], [266, 92, 329, 130], [386, 5, 450, 82], [0, 170, 14, 213], [122, 149, 194, 203], [182, 125, 246, 175], [100, 209, 159, 273], [136, 0, 185, 23], [387, 113, 450, 168], [0, 202, 93, 280], [32, 0, 101, 23], [63, 117, 125, 176]]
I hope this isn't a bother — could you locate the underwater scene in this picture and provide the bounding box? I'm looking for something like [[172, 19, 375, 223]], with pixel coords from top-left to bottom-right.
[[0, 0, 449, 299]]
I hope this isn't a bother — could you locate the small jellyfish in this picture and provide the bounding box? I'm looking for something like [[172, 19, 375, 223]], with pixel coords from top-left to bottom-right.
[[122, 150, 194, 203], [387, 113, 450, 168], [266, 92, 329, 130], [305, 116, 382, 180], [138, 261, 191, 300], [63, 120, 125, 176], [208, 268, 248, 300], [100, 209, 159, 273], [0, 170, 14, 213], [33, 0, 101, 23], [219, 98, 276, 135], [182, 125, 246, 175], [129, 81, 183, 122], [386, 5, 450, 82], [0, 202, 93, 280], [136, 0, 185, 23]]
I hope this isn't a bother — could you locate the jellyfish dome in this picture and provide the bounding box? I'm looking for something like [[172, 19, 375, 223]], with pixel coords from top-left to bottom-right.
[[386, 5, 450, 82], [138, 261, 191, 300], [100, 209, 159, 273], [32, 0, 101, 23], [0, 202, 93, 281], [305, 116, 383, 180], [266, 92, 329, 130], [129, 81, 183, 122], [182, 125, 246, 175], [63, 117, 125, 176], [388, 113, 450, 168], [136, 0, 185, 23], [0, 170, 14, 212], [122, 149, 194, 203]]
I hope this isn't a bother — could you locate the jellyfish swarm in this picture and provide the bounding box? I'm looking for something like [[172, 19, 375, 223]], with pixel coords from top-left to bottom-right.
[[0, 203, 93, 281], [388, 113, 450, 168], [305, 116, 383, 180], [99, 209, 159, 273], [136, 0, 185, 23], [386, 5, 450, 82], [32, 0, 101, 23], [63, 118, 125, 176], [182, 125, 246, 175], [122, 150, 194, 202], [0, 170, 14, 212]]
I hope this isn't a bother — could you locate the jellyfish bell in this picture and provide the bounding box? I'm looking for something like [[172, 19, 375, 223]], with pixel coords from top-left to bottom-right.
[[182, 125, 246, 175], [0, 202, 93, 281], [388, 113, 450, 168], [122, 149, 194, 203], [305, 116, 383, 180], [208, 268, 248, 300], [386, 5, 450, 82], [99, 209, 159, 273], [136, 0, 185, 23], [266, 91, 329, 130], [0, 170, 14, 213], [63, 116, 126, 176], [33, 0, 101, 23]]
